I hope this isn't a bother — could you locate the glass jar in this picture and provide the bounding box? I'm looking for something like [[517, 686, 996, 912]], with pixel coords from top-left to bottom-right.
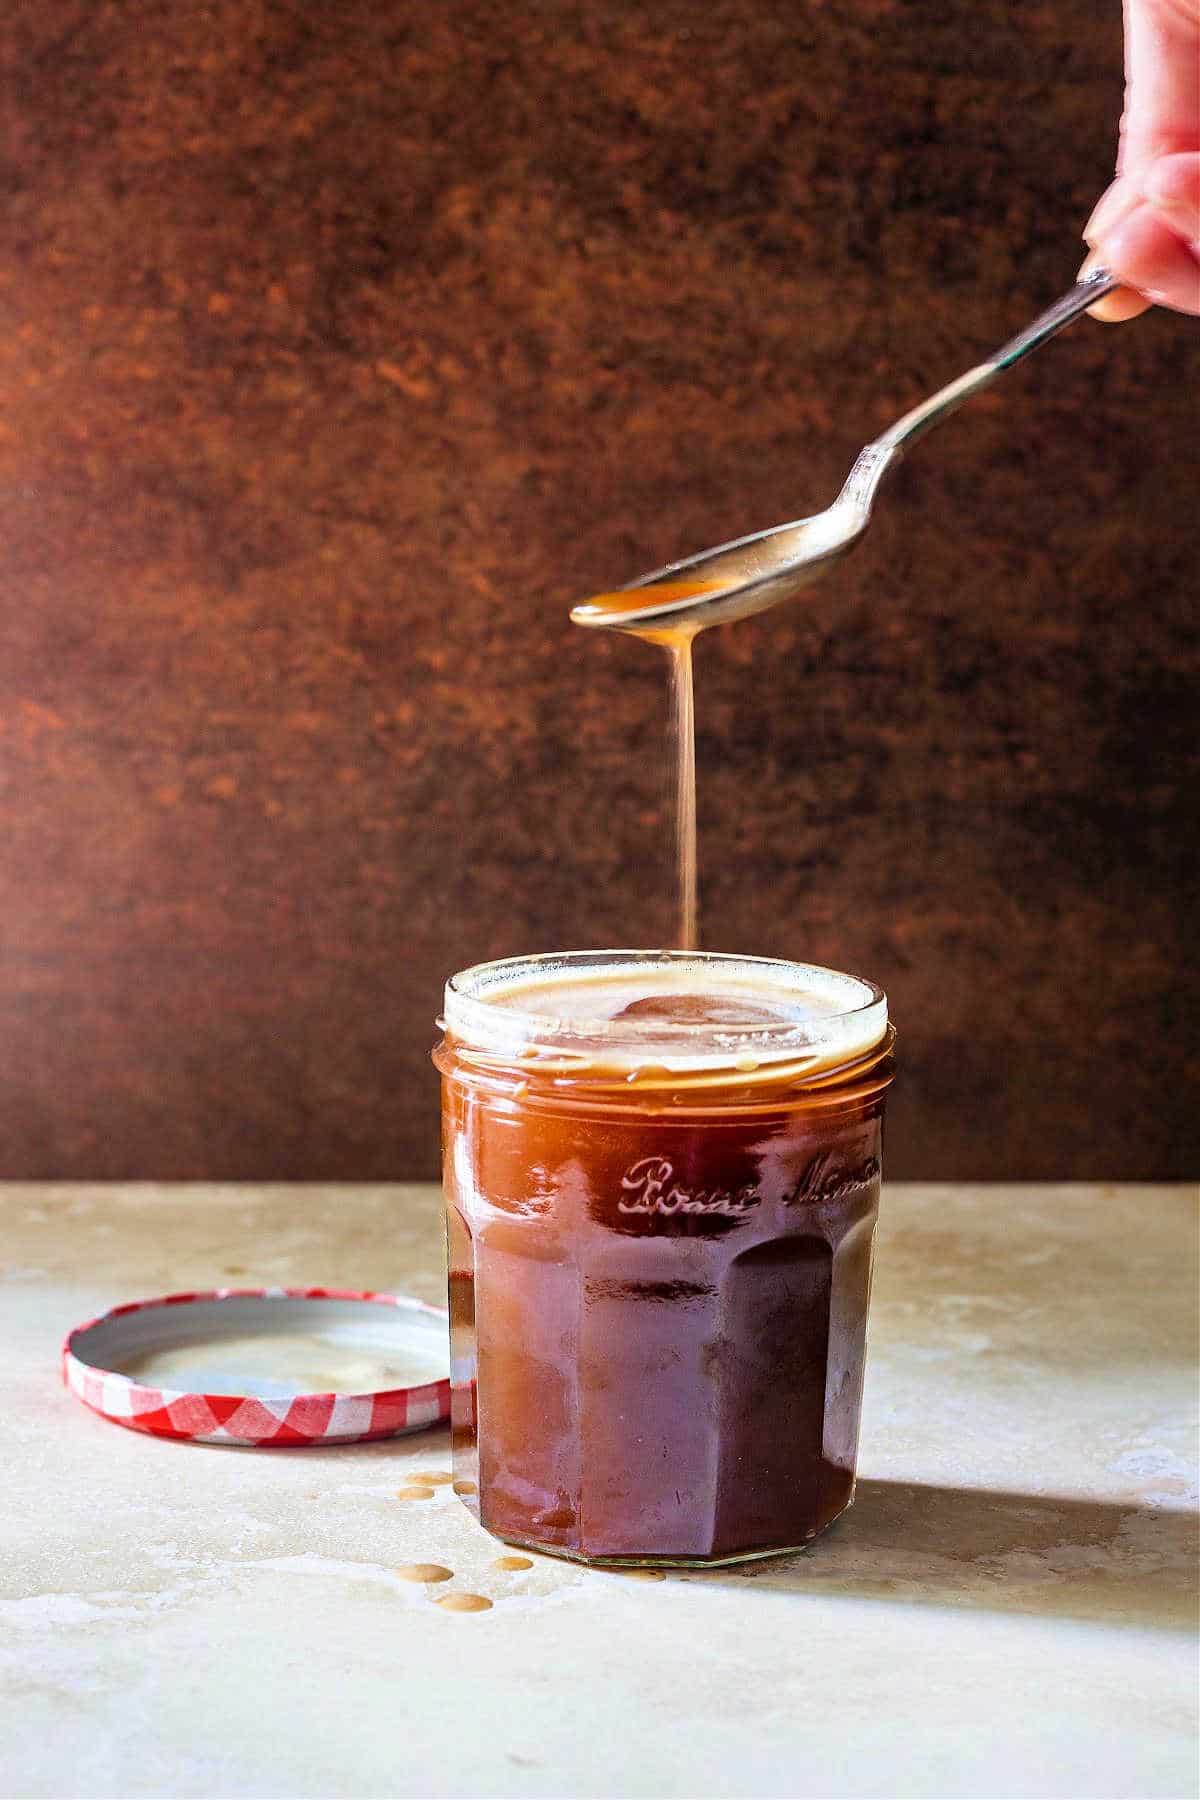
[[434, 950, 895, 1567]]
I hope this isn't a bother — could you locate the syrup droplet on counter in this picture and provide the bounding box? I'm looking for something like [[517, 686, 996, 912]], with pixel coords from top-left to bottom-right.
[[493, 1555, 534, 1572], [408, 1470, 454, 1485], [396, 1564, 453, 1584], [435, 1592, 493, 1613], [396, 1486, 436, 1501], [452, 1479, 477, 1496]]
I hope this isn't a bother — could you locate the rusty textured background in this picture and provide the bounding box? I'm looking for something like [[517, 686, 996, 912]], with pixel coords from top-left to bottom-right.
[[1, 0, 1196, 1180]]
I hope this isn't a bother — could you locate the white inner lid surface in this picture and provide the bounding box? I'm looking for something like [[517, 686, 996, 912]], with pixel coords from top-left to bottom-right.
[[71, 1296, 448, 1400]]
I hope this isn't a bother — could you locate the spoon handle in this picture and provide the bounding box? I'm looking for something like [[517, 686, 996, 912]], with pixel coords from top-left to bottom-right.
[[990, 264, 1120, 369], [841, 265, 1119, 512]]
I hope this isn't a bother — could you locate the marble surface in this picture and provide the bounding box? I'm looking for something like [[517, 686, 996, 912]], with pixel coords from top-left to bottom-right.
[[2, 1181, 1196, 1799]]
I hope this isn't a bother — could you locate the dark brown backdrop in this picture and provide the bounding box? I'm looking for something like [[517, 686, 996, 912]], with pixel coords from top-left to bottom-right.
[[2, 0, 1196, 1181]]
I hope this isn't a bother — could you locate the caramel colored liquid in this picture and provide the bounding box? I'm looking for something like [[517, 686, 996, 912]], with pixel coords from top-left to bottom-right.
[[574, 580, 727, 950], [569, 579, 726, 627], [667, 634, 697, 950], [439, 1029, 892, 1566]]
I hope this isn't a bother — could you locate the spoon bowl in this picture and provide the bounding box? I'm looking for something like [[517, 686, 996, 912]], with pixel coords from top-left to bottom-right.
[[571, 266, 1117, 637], [570, 491, 869, 635]]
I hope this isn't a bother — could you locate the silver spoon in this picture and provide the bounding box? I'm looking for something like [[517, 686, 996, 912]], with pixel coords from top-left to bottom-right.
[[571, 265, 1118, 635]]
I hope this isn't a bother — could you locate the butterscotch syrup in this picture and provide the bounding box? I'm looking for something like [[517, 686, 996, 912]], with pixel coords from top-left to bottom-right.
[[572, 579, 730, 950], [435, 951, 894, 1566], [395, 1563, 453, 1583]]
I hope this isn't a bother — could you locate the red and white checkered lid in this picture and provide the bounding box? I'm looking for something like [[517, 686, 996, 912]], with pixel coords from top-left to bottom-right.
[[63, 1287, 451, 1447]]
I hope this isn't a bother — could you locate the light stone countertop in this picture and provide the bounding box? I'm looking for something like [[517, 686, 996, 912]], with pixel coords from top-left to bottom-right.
[[2, 1182, 1196, 1800]]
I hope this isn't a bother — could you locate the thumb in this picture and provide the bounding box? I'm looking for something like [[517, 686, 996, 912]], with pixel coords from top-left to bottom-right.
[[1083, 152, 1200, 318]]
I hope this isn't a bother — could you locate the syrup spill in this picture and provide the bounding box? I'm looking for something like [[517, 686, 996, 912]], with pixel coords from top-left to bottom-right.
[[435, 1592, 493, 1613], [493, 1555, 534, 1571], [408, 1469, 454, 1485], [395, 1563, 453, 1583], [396, 1486, 436, 1501], [452, 1479, 478, 1496]]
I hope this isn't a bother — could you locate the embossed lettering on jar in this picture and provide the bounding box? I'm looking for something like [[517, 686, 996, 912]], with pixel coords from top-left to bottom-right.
[[434, 951, 896, 1568]]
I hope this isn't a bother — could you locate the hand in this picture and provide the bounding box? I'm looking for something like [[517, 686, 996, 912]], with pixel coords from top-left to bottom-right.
[[1083, 0, 1200, 321]]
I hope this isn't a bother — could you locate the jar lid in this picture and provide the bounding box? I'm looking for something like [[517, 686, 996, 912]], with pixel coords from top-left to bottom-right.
[[62, 1287, 450, 1447], [441, 949, 887, 1077]]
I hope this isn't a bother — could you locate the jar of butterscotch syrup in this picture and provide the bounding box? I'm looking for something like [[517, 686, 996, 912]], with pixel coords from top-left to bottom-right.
[[433, 950, 895, 1567]]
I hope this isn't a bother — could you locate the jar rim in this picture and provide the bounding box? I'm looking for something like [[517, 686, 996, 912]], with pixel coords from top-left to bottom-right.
[[441, 949, 887, 1075]]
